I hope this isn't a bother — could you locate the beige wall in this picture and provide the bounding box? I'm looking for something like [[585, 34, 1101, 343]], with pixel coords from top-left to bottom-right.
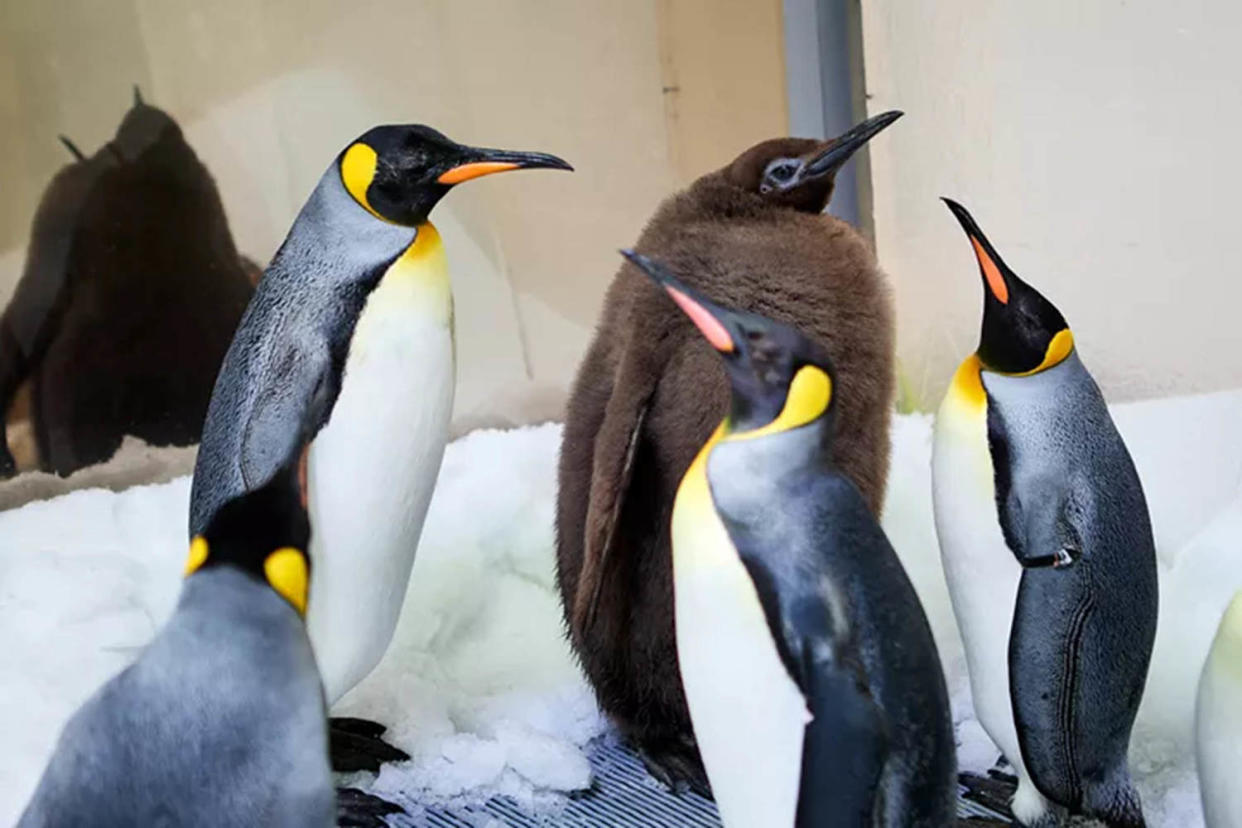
[[861, 1, 1242, 408], [0, 0, 788, 438]]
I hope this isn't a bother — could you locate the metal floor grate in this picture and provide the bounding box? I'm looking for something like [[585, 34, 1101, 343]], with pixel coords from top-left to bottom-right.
[[379, 738, 1012, 827]]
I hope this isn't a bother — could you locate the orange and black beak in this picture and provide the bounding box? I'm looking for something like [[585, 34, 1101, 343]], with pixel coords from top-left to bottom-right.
[[438, 147, 573, 185], [803, 110, 903, 179], [942, 197, 1014, 305], [620, 250, 738, 355], [942, 198, 1071, 374]]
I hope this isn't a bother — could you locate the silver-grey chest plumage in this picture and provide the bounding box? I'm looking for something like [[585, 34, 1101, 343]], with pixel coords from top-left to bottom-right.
[[18, 569, 332, 828]]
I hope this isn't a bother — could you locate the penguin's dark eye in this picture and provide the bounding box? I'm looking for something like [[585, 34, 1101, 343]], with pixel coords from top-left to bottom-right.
[[769, 164, 795, 182]]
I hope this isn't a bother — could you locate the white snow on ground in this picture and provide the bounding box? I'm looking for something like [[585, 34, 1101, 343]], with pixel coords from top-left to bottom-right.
[[3, 392, 1242, 825]]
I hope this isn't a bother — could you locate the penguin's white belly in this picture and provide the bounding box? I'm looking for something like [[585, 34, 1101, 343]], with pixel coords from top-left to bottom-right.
[[1197, 599, 1242, 828], [931, 375, 1026, 779], [306, 262, 454, 704], [672, 463, 808, 828]]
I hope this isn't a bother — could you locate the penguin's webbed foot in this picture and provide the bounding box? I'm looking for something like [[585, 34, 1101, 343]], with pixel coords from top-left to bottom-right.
[[336, 787, 403, 828], [637, 737, 712, 798], [330, 717, 410, 773]]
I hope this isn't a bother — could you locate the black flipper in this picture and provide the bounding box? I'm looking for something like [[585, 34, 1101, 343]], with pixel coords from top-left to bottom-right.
[[719, 481, 891, 826], [796, 661, 889, 827], [336, 787, 403, 827], [329, 717, 410, 774]]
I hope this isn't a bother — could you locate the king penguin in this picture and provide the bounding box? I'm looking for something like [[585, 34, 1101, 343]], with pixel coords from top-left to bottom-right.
[[189, 126, 570, 759], [623, 250, 956, 826], [18, 445, 332, 827], [557, 111, 901, 786], [932, 199, 1158, 827], [1196, 589, 1242, 827]]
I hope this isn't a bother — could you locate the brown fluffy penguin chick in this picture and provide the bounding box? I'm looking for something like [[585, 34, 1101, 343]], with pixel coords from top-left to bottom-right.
[[555, 111, 901, 790]]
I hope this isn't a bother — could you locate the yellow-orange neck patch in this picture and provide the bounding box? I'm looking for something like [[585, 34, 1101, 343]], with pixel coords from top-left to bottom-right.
[[341, 143, 385, 221], [725, 365, 833, 442], [184, 536, 209, 576], [264, 548, 309, 616], [1004, 329, 1075, 377], [949, 354, 987, 410]]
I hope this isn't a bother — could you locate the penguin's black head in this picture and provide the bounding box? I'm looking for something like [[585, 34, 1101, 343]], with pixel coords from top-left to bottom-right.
[[338, 124, 572, 226], [943, 199, 1075, 376], [724, 111, 902, 214], [185, 450, 312, 616], [621, 250, 835, 437]]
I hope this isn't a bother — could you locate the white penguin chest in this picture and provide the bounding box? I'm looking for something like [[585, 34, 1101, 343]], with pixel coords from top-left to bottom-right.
[[931, 357, 1025, 770], [671, 442, 809, 828], [305, 228, 455, 703]]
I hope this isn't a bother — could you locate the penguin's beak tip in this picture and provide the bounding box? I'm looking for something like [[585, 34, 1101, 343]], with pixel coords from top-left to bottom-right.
[[804, 109, 904, 178]]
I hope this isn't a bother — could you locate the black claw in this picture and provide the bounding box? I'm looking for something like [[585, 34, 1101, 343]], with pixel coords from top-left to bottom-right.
[[330, 718, 410, 774], [336, 787, 403, 828]]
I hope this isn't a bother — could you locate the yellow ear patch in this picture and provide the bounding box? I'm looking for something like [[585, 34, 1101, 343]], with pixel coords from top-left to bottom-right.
[[729, 365, 833, 441], [264, 547, 309, 615], [184, 536, 209, 576], [340, 143, 385, 221]]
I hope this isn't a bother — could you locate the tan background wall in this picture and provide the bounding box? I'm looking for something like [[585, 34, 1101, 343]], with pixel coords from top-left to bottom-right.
[[861, 1, 1242, 408], [0, 0, 789, 441]]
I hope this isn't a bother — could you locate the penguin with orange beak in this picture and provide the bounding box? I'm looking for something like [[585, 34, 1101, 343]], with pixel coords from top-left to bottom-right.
[[624, 250, 955, 827], [189, 125, 571, 781], [932, 200, 1157, 827]]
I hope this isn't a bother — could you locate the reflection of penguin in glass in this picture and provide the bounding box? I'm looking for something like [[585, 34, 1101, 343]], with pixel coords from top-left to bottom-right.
[[933, 200, 1157, 828], [627, 250, 956, 827], [17, 443, 332, 827], [0, 88, 254, 476], [556, 112, 901, 786]]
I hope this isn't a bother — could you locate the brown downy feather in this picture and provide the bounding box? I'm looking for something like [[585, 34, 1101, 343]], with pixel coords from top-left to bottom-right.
[[555, 136, 896, 780]]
